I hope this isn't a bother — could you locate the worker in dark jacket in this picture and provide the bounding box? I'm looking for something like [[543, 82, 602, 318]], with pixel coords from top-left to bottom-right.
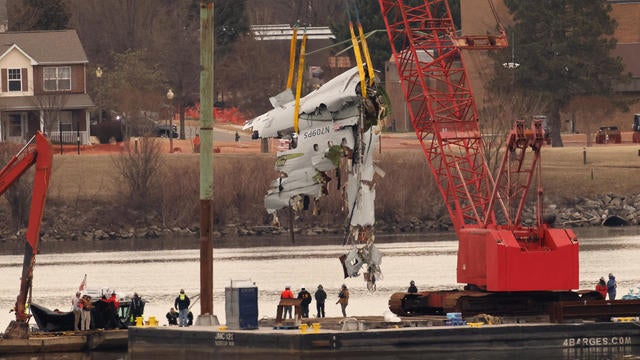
[[174, 289, 191, 327], [130, 293, 145, 323], [297, 286, 312, 318], [166, 307, 178, 325], [408, 280, 418, 293], [314, 284, 327, 318], [607, 273, 617, 300]]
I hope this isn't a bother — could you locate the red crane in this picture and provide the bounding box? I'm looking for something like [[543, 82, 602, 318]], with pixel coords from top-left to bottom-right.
[[2, 131, 53, 338], [379, 0, 580, 315]]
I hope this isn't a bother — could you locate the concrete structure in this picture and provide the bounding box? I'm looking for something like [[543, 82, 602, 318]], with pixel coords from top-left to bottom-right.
[[250, 24, 351, 91], [610, 2, 640, 94], [251, 24, 335, 41]]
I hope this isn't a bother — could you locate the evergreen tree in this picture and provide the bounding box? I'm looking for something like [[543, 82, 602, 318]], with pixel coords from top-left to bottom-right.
[[491, 0, 628, 146], [215, 0, 249, 52]]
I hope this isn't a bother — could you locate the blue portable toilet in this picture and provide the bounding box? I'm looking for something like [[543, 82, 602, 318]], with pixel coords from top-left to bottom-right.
[[225, 280, 258, 330]]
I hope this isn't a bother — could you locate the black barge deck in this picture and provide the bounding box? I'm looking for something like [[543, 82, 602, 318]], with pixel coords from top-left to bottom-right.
[[128, 316, 640, 359]]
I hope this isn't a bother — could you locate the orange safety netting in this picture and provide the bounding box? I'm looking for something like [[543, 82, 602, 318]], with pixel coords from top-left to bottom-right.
[[176, 103, 247, 125]]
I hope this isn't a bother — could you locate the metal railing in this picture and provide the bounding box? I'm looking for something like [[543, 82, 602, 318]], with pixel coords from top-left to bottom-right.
[[49, 130, 89, 145]]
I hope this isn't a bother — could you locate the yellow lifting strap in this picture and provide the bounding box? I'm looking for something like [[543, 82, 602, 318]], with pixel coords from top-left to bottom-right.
[[286, 26, 298, 90], [346, 0, 367, 98], [352, 2, 374, 87], [293, 32, 307, 133], [349, 20, 366, 98], [357, 21, 374, 87]]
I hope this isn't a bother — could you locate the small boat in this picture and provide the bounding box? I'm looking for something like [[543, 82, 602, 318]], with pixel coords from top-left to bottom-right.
[[29, 303, 75, 332], [30, 301, 130, 332]]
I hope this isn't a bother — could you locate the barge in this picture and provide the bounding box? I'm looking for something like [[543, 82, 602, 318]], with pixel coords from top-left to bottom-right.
[[0, 329, 127, 354], [127, 315, 640, 359]]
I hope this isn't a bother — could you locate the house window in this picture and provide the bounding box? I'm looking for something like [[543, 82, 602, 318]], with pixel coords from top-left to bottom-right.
[[57, 111, 73, 131], [43, 66, 71, 91], [8, 114, 22, 137], [8, 68, 21, 91]]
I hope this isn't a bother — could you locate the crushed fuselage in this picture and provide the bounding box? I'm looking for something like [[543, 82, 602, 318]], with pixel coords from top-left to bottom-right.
[[243, 67, 388, 290]]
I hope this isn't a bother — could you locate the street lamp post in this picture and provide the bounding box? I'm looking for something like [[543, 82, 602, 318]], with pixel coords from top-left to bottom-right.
[[95, 67, 103, 124], [76, 118, 80, 154], [58, 117, 63, 155], [167, 89, 175, 153]]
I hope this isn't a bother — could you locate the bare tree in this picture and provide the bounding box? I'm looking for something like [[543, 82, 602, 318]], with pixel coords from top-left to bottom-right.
[[158, 164, 198, 228], [112, 136, 163, 209], [66, 0, 166, 66], [245, 0, 343, 26], [479, 88, 548, 174], [104, 49, 167, 139], [33, 94, 68, 145], [0, 143, 32, 231], [7, 0, 70, 30], [217, 36, 290, 117], [152, 1, 200, 140]]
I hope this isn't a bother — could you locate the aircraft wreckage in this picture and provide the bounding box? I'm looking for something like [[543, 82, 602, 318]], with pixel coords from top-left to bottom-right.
[[243, 66, 389, 290]]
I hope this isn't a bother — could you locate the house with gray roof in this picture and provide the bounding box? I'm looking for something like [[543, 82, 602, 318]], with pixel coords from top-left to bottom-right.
[[0, 29, 93, 144]]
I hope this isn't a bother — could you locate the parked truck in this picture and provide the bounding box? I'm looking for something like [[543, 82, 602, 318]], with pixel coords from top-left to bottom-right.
[[533, 115, 551, 145], [633, 113, 640, 143]]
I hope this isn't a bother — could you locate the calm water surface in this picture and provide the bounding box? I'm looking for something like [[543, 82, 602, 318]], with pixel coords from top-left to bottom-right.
[[1, 227, 640, 359]]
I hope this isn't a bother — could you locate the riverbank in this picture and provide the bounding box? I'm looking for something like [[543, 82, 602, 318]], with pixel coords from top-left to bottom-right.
[[3, 189, 640, 255], [1, 140, 640, 251], [1, 225, 639, 257]]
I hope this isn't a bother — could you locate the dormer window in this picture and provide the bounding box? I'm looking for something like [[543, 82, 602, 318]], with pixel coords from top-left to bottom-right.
[[8, 68, 22, 91], [43, 66, 71, 91]]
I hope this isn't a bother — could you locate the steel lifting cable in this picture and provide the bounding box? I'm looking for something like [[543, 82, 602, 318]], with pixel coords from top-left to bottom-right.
[[353, 3, 375, 87], [488, 0, 506, 33], [345, 0, 367, 98]]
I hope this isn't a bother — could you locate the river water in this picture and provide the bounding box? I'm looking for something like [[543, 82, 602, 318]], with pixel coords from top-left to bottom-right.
[[1, 227, 640, 359]]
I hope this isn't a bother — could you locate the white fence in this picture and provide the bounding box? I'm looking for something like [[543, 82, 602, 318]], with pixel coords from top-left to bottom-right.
[[49, 130, 90, 145]]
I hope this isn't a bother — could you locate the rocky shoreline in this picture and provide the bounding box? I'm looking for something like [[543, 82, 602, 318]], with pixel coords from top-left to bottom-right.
[[1, 193, 638, 250], [35, 194, 640, 240], [527, 193, 640, 228]]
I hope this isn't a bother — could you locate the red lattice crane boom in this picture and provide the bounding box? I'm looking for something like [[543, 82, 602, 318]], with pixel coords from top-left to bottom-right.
[[379, 0, 578, 294]]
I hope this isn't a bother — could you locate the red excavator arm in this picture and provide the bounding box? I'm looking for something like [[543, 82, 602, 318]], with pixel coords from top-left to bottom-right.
[[1, 131, 53, 339]]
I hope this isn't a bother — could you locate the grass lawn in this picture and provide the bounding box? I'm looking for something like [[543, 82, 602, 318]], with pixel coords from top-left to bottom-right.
[[46, 143, 640, 203]]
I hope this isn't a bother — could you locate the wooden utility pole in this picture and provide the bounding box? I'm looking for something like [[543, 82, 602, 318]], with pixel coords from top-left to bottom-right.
[[198, 0, 215, 324]]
